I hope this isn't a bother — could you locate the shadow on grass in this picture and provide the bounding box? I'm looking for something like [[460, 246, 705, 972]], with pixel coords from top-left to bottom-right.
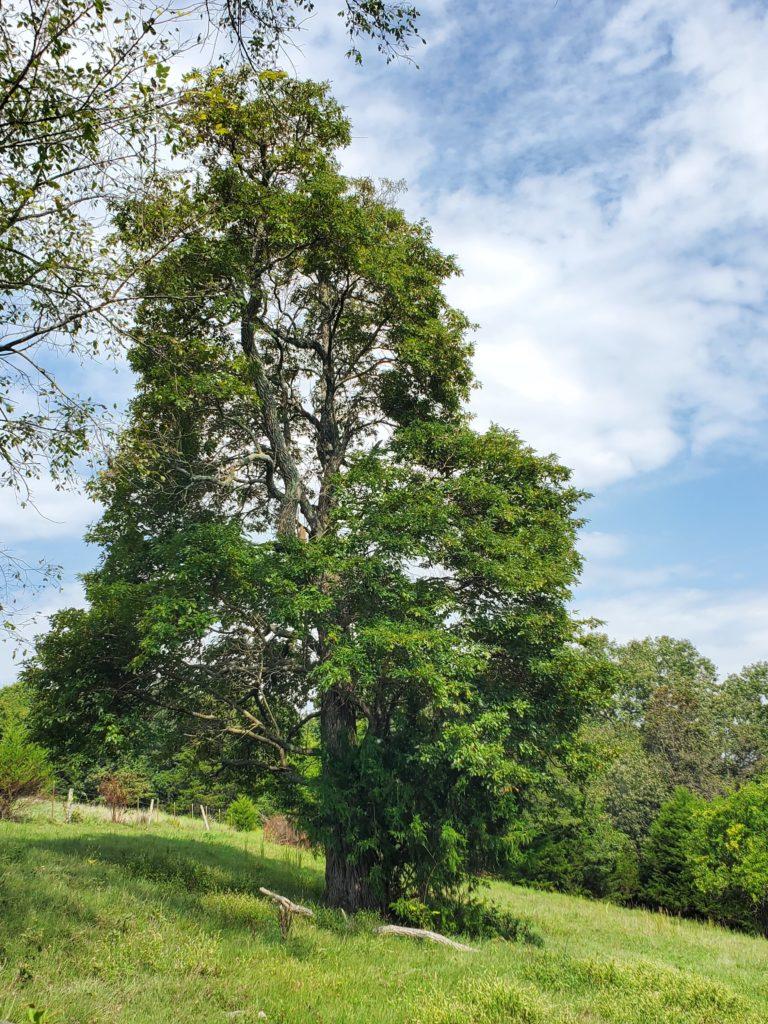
[[1, 828, 356, 952]]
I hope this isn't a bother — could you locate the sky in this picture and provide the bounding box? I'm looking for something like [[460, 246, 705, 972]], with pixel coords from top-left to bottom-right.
[[3, 0, 768, 680]]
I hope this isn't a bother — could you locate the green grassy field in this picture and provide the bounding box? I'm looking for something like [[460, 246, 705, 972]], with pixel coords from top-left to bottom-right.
[[1, 805, 766, 1023]]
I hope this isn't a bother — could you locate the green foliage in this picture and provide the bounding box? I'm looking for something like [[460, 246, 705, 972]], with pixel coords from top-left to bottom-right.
[[716, 663, 768, 780], [26, 69, 606, 918], [0, 720, 51, 818], [610, 636, 718, 723], [610, 637, 724, 797], [595, 725, 669, 852], [691, 777, 768, 935], [638, 778, 768, 936], [227, 794, 261, 832], [391, 893, 543, 944], [507, 632, 738, 906], [508, 764, 640, 903], [0, 681, 29, 728], [641, 787, 701, 915], [22, 608, 258, 809]]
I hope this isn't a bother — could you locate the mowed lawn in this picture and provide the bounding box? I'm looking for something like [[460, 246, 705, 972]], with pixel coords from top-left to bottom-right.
[[1, 808, 766, 1024]]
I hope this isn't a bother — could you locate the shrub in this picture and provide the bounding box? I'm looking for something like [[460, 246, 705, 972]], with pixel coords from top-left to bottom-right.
[[692, 776, 768, 935], [98, 767, 150, 822], [263, 812, 310, 848], [0, 722, 52, 819], [226, 794, 260, 832], [508, 794, 640, 903], [390, 894, 543, 945], [641, 787, 700, 914], [444, 898, 543, 945]]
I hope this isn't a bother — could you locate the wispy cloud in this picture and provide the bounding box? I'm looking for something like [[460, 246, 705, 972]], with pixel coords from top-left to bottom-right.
[[0, 580, 87, 685], [0, 478, 99, 543], [296, 0, 768, 488], [586, 583, 768, 676]]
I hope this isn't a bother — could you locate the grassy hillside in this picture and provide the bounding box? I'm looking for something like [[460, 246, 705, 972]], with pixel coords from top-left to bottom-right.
[[1, 806, 766, 1024]]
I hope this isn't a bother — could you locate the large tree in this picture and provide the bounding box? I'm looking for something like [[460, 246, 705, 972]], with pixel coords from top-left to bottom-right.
[[27, 70, 604, 915]]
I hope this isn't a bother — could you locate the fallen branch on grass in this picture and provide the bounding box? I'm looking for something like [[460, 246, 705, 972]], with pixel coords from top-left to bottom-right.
[[374, 925, 478, 953], [258, 887, 314, 938]]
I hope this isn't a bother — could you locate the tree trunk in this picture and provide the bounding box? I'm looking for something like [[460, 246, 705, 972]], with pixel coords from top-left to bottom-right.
[[324, 843, 376, 913], [320, 685, 377, 913]]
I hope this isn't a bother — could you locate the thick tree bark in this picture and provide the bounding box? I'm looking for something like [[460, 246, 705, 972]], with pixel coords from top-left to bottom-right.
[[320, 685, 377, 912], [241, 291, 375, 909], [324, 842, 377, 913]]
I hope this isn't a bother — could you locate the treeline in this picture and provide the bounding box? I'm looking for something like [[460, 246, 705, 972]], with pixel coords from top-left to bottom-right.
[[0, 675, 269, 816], [6, 631, 768, 935], [509, 636, 768, 934]]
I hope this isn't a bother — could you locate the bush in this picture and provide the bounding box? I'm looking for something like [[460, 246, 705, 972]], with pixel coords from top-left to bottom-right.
[[97, 767, 150, 822], [640, 777, 768, 935], [641, 787, 700, 914], [0, 722, 52, 819], [226, 794, 260, 832], [508, 794, 640, 902], [692, 776, 768, 935], [390, 894, 543, 945], [263, 812, 310, 848]]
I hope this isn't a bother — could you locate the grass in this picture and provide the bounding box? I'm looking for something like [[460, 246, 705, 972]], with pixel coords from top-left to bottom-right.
[[1, 804, 766, 1023]]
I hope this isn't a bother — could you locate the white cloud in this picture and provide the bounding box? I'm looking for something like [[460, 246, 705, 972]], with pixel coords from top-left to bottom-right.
[[303, 0, 768, 489], [0, 580, 87, 687], [579, 531, 628, 561], [586, 584, 768, 676], [430, 4, 768, 485], [0, 478, 99, 542]]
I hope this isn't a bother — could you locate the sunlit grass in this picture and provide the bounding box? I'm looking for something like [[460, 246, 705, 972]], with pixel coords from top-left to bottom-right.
[[1, 804, 766, 1023]]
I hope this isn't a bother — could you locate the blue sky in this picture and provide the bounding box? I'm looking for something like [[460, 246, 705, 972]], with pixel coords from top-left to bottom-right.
[[3, 0, 768, 679]]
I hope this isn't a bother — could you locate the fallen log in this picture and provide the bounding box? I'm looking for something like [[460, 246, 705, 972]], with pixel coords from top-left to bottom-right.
[[374, 924, 478, 953], [259, 887, 314, 938]]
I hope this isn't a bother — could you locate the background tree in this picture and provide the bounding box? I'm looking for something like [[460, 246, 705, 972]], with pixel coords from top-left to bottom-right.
[[716, 662, 768, 781], [609, 636, 718, 723], [593, 723, 669, 853], [22, 604, 266, 806], [507, 736, 640, 902], [506, 636, 730, 901], [609, 637, 724, 797], [640, 787, 701, 916], [27, 69, 606, 917], [0, 0, 174, 627], [209, 0, 422, 64]]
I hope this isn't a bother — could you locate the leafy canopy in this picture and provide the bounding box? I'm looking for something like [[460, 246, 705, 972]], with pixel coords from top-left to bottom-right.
[[27, 69, 606, 917]]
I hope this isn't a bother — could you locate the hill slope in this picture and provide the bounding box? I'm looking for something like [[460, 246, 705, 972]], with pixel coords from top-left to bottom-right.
[[1, 809, 766, 1023]]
